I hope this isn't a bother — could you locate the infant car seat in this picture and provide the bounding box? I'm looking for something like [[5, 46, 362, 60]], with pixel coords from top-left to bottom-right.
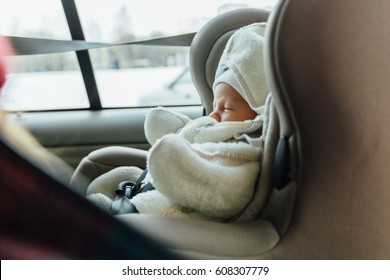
[[72, 8, 287, 259], [69, 8, 271, 192], [117, 0, 390, 259], [115, 8, 295, 259]]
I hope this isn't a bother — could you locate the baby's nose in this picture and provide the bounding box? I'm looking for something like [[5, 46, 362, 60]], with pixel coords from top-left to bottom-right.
[[209, 110, 221, 122]]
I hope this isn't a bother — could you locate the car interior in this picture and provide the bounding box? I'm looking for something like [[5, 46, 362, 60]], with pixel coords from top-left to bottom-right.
[[1, 0, 390, 260]]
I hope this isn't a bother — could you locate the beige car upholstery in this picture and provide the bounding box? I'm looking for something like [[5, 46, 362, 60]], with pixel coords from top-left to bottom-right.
[[258, 0, 390, 258]]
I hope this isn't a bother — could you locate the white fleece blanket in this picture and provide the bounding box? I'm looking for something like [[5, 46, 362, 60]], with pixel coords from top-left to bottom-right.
[[130, 134, 262, 219], [87, 107, 263, 220], [144, 107, 261, 145], [130, 107, 263, 220]]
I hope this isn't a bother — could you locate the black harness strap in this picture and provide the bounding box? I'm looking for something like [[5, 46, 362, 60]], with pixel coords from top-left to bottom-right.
[[111, 169, 155, 215]]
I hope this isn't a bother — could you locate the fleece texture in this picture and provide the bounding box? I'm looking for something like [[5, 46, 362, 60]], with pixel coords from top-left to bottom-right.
[[87, 107, 263, 220], [145, 133, 261, 219]]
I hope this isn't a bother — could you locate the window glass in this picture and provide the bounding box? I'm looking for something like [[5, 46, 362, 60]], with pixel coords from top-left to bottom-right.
[[0, 0, 278, 111], [0, 0, 70, 39], [89, 45, 196, 107], [76, 0, 277, 108], [0, 0, 88, 111], [1, 54, 88, 111], [76, 0, 276, 41]]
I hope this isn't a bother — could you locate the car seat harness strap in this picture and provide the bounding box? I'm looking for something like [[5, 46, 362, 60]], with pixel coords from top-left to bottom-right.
[[111, 169, 155, 215]]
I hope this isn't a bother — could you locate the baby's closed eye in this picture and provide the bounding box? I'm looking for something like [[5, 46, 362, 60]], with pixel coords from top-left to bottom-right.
[[223, 105, 236, 111]]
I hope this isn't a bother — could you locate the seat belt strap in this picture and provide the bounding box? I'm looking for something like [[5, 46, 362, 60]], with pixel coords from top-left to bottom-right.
[[4, 33, 196, 56]]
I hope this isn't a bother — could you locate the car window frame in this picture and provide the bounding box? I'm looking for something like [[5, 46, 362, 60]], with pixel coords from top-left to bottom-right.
[[61, 0, 102, 110]]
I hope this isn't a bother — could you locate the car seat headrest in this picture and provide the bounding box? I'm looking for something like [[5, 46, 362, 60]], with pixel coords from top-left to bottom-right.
[[189, 8, 270, 115]]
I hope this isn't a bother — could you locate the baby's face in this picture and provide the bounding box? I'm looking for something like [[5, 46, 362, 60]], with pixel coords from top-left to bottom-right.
[[209, 83, 257, 122]]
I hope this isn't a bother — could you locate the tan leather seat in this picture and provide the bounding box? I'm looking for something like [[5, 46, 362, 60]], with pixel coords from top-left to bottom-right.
[[258, 0, 390, 258]]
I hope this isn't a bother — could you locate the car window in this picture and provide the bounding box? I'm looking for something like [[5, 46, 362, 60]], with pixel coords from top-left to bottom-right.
[[0, 0, 277, 111], [0, 0, 89, 111]]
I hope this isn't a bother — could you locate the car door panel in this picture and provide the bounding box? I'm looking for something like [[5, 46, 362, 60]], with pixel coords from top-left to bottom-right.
[[9, 106, 204, 168]]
